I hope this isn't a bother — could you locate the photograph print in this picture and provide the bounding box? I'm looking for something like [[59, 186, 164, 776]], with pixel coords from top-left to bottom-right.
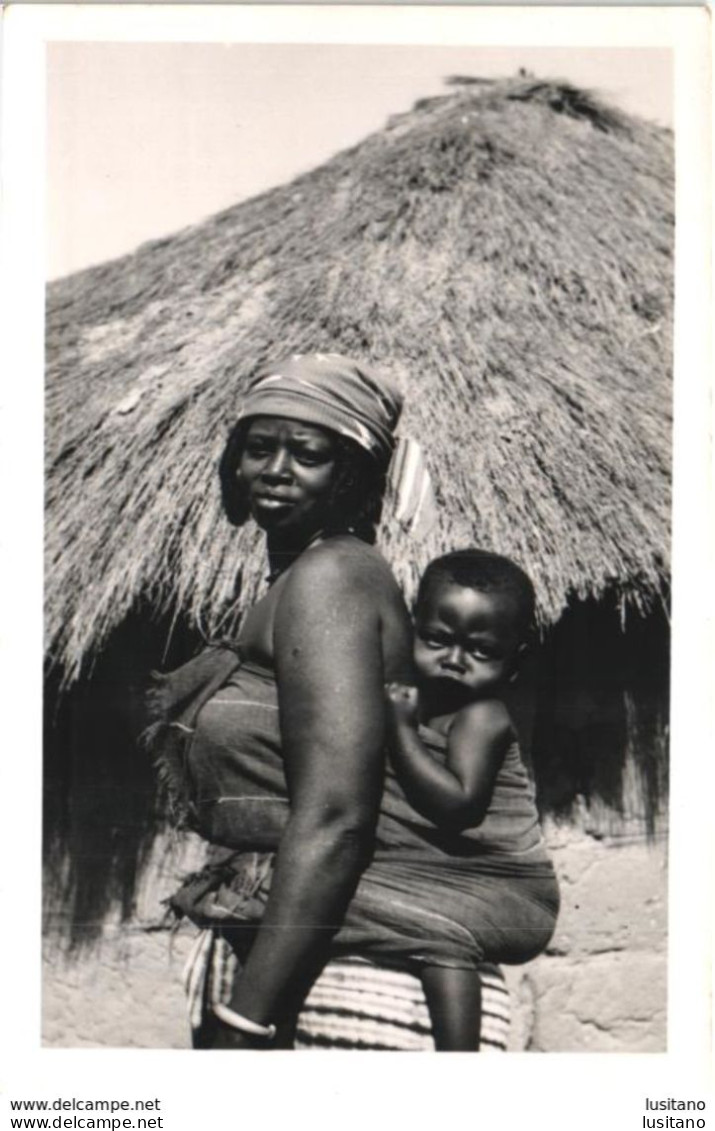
[[42, 38, 673, 1053]]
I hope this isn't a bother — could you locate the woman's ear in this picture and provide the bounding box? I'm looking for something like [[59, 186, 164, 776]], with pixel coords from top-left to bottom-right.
[[219, 424, 251, 527]]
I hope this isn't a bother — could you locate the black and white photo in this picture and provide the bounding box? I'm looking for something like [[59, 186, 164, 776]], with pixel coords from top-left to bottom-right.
[[1, 4, 711, 1126]]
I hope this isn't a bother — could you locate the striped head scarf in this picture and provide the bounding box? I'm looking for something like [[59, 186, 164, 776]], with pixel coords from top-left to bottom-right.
[[236, 353, 401, 466]]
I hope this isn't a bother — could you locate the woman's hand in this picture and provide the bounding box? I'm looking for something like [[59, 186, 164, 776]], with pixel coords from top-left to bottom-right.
[[385, 682, 420, 730]]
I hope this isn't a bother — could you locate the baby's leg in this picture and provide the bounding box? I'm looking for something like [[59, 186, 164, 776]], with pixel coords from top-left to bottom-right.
[[420, 966, 482, 1051]]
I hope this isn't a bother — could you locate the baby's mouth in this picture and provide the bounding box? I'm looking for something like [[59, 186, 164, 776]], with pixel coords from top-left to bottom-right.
[[431, 673, 470, 694], [437, 667, 467, 681]]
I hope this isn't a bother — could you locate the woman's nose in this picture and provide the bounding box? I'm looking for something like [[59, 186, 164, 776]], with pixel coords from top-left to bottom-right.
[[262, 448, 291, 480]]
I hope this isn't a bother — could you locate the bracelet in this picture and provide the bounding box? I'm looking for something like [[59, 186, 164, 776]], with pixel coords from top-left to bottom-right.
[[213, 1002, 277, 1040]]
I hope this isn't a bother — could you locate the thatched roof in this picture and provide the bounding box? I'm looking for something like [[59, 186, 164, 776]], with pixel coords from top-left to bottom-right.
[[46, 77, 673, 682]]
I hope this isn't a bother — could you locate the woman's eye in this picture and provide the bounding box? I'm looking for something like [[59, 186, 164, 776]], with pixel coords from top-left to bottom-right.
[[294, 447, 332, 466]]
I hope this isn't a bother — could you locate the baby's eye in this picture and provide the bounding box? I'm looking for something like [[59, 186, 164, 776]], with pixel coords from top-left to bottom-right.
[[420, 633, 448, 649]]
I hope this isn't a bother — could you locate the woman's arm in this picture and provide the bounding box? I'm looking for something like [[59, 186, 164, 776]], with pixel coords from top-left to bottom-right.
[[386, 686, 511, 831], [225, 547, 388, 1029]]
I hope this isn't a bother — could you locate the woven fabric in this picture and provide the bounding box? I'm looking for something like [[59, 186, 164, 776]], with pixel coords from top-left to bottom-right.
[[236, 353, 402, 464], [388, 436, 438, 537], [176, 662, 558, 968], [183, 930, 510, 1052]]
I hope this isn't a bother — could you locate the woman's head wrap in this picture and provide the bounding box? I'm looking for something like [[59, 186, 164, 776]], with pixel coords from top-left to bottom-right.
[[234, 352, 435, 536], [235, 353, 402, 466]]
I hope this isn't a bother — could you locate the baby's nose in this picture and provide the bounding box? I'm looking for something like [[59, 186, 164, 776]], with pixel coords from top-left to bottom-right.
[[443, 645, 467, 669]]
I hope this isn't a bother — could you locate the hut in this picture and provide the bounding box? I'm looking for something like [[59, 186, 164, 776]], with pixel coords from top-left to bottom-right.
[[43, 77, 672, 1046]]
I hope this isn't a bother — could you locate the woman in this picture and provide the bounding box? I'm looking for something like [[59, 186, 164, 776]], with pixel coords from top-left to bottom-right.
[[158, 352, 416, 1047], [157, 353, 524, 1050]]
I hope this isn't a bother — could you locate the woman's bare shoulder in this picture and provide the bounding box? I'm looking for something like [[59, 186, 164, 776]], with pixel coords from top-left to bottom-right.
[[288, 536, 400, 596], [277, 537, 412, 679]]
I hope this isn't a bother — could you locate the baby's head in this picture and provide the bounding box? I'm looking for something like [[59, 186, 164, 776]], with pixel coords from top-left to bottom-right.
[[413, 550, 536, 702]]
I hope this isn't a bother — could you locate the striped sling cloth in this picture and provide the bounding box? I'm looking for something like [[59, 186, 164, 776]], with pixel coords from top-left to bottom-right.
[[183, 929, 510, 1051]]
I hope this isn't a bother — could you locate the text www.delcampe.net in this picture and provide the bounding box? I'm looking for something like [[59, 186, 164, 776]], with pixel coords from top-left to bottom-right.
[[9, 1098, 163, 1130]]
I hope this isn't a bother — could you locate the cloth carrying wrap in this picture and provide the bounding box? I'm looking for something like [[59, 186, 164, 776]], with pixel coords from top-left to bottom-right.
[[147, 653, 559, 971]]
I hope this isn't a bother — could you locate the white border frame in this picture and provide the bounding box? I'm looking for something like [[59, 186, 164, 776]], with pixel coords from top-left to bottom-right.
[[1, 6, 711, 1126]]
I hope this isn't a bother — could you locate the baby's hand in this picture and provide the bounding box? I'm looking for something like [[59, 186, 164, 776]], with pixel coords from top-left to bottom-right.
[[385, 683, 420, 728]]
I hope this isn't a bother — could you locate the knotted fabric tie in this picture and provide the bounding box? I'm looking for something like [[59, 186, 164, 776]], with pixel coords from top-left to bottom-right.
[[387, 436, 437, 538]]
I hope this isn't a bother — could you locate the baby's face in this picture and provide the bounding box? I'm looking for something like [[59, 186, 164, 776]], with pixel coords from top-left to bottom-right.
[[413, 583, 522, 699]]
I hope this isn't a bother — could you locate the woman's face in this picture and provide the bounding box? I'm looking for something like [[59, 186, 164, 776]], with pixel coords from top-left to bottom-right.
[[239, 416, 339, 536]]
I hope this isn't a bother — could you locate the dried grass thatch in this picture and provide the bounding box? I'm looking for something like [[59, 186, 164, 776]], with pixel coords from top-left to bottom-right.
[[46, 76, 673, 685]]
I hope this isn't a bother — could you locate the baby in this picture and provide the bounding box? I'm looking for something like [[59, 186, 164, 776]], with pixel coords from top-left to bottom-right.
[[385, 549, 559, 1051]]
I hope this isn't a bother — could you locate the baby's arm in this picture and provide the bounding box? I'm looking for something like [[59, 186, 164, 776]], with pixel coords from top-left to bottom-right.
[[385, 684, 512, 832]]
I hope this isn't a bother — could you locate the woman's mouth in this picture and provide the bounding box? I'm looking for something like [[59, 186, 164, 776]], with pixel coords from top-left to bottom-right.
[[254, 493, 295, 509]]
